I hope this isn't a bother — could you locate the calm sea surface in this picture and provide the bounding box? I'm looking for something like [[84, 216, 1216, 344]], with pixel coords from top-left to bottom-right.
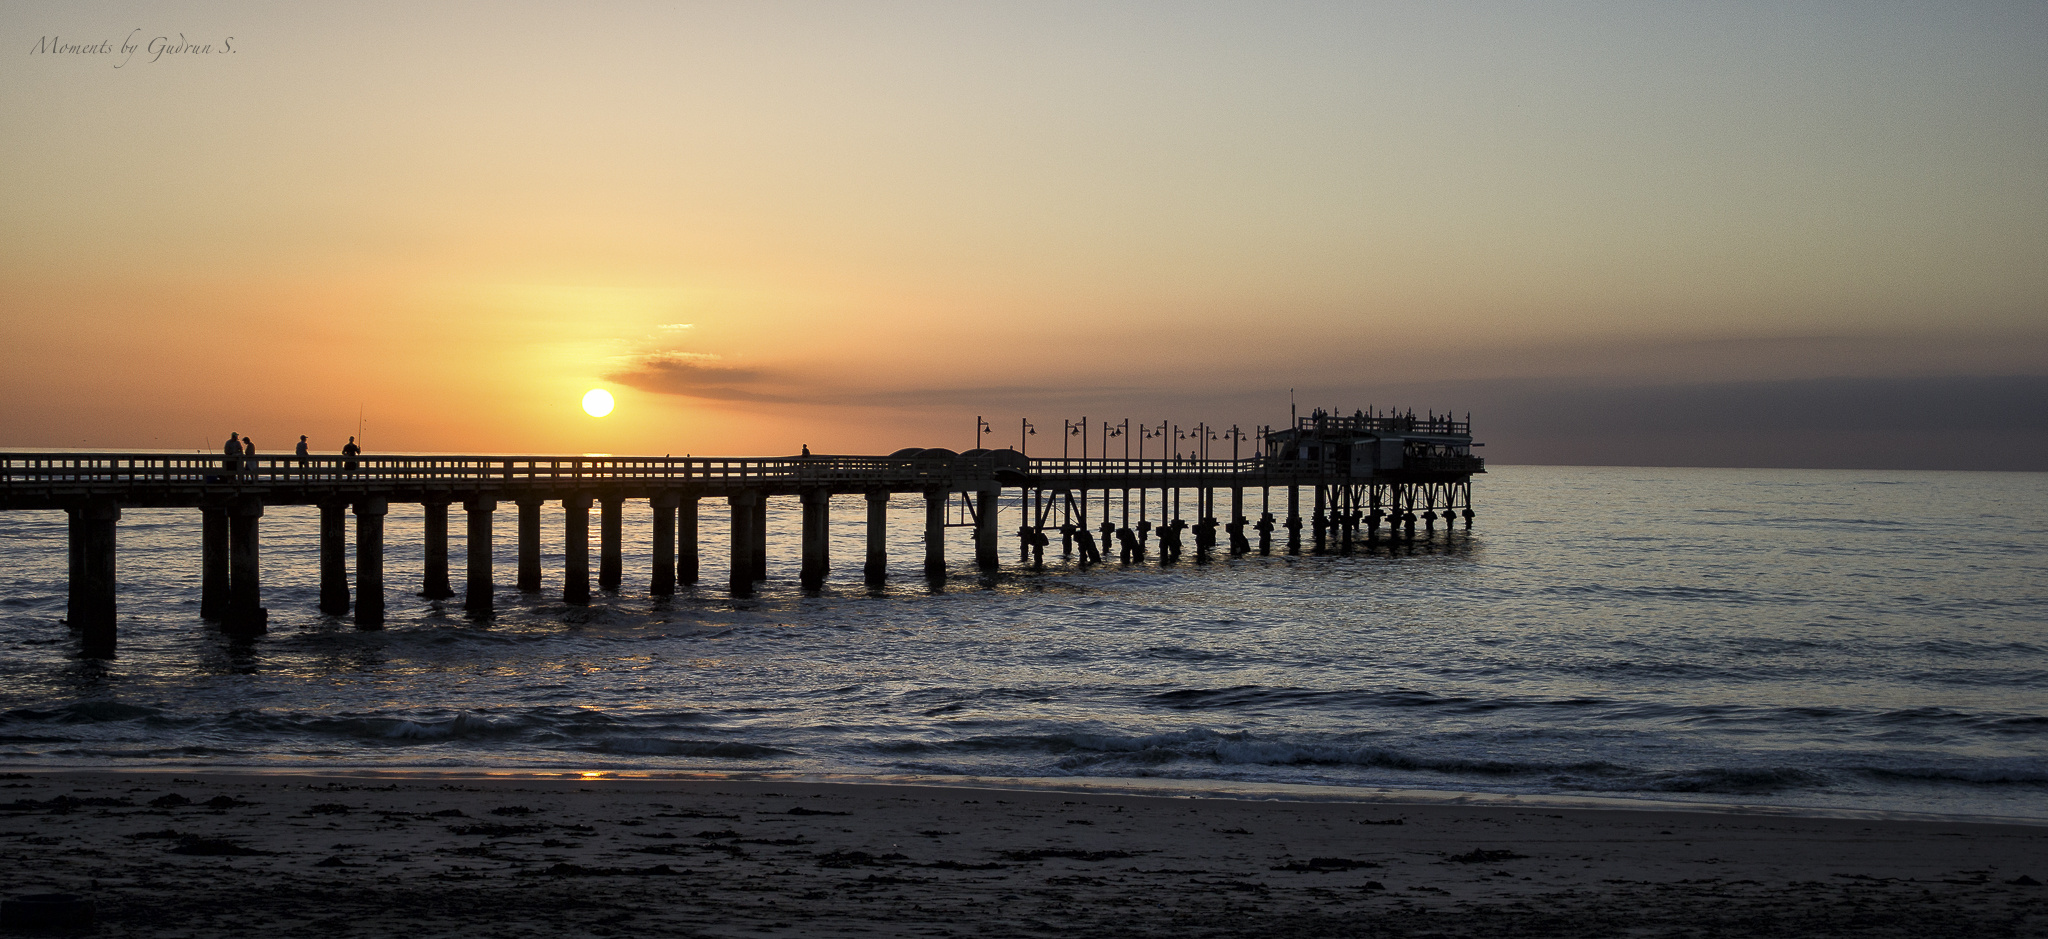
[[2, 465, 2044, 820]]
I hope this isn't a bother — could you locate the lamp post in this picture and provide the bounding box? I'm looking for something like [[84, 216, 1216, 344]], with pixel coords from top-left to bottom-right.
[[1020, 418, 1035, 456], [1224, 424, 1247, 461], [976, 416, 990, 451]]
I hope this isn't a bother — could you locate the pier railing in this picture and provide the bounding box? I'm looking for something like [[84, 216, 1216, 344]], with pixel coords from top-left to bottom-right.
[[0, 449, 1482, 502]]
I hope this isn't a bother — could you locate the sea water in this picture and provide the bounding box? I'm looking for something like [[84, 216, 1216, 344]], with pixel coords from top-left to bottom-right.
[[1, 465, 2043, 820]]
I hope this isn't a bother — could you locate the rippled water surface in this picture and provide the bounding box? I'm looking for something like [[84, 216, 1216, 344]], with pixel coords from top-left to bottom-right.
[[2, 466, 2044, 819]]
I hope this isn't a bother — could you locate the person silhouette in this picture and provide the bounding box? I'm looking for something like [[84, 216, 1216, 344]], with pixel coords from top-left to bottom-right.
[[241, 437, 256, 479], [342, 435, 361, 472], [801, 444, 811, 457], [222, 433, 240, 474], [295, 435, 309, 469]]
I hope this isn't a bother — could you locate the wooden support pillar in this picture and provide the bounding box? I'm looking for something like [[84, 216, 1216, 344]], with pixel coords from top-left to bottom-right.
[[864, 491, 888, 586], [678, 494, 700, 585], [225, 497, 268, 635], [728, 490, 757, 597], [750, 496, 769, 583], [923, 488, 946, 579], [1286, 485, 1302, 555], [1312, 484, 1328, 554], [800, 488, 830, 590], [66, 508, 84, 628], [420, 499, 455, 599], [975, 486, 999, 570], [73, 502, 119, 658], [464, 498, 494, 618], [651, 493, 678, 596], [201, 506, 230, 620], [516, 499, 543, 592], [352, 499, 385, 629], [563, 494, 592, 606], [599, 495, 624, 590], [318, 502, 349, 615]]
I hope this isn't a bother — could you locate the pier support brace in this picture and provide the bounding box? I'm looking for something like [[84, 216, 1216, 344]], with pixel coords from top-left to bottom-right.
[[728, 490, 757, 597], [71, 502, 119, 658], [800, 489, 830, 590], [678, 494, 699, 585], [599, 496, 623, 590], [464, 498, 494, 618], [923, 489, 946, 579], [318, 502, 349, 615], [225, 497, 267, 635], [516, 499, 543, 592], [650, 492, 679, 596], [201, 506, 229, 620], [865, 491, 888, 586], [563, 495, 592, 606], [352, 499, 385, 629], [975, 486, 999, 570], [420, 499, 455, 600]]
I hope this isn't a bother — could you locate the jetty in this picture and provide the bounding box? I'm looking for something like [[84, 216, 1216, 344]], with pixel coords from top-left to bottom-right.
[[0, 409, 1482, 657]]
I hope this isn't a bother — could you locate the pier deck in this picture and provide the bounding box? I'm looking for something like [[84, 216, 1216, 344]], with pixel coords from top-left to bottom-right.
[[2, 409, 1483, 657]]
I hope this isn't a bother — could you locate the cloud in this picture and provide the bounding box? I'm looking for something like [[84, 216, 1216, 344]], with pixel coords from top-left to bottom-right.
[[656, 323, 694, 330], [605, 353, 788, 402]]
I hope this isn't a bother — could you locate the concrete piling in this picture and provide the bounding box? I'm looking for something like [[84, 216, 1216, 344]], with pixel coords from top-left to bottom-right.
[[352, 499, 385, 629], [202, 506, 230, 620], [923, 488, 946, 579], [563, 495, 592, 606], [73, 502, 119, 657], [651, 492, 678, 596], [421, 500, 455, 600], [728, 490, 757, 597], [865, 491, 888, 585], [318, 502, 349, 615], [599, 496, 624, 590], [800, 489, 830, 589], [516, 499, 543, 592], [678, 494, 700, 585], [464, 498, 494, 618]]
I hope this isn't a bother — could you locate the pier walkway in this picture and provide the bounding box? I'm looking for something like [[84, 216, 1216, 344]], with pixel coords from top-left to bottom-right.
[[2, 411, 1482, 657]]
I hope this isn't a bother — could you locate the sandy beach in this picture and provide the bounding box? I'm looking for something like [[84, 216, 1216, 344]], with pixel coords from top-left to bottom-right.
[[0, 771, 2041, 937]]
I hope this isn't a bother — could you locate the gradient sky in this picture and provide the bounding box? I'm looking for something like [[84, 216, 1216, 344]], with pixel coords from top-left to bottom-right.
[[5, 1, 2044, 467]]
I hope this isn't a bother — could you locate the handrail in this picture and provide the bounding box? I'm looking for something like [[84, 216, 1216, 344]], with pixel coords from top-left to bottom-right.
[[0, 449, 1482, 493]]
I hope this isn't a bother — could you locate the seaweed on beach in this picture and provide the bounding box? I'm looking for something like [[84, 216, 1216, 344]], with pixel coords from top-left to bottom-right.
[[816, 850, 908, 868], [526, 862, 681, 877], [3, 795, 134, 813], [1000, 848, 1139, 862], [1446, 849, 1528, 864], [1273, 857, 1381, 873], [167, 835, 273, 856], [447, 822, 545, 837]]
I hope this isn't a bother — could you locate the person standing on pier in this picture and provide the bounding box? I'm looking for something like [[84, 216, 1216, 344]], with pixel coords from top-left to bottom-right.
[[241, 437, 256, 480], [342, 436, 361, 471], [295, 435, 310, 469], [222, 433, 241, 475]]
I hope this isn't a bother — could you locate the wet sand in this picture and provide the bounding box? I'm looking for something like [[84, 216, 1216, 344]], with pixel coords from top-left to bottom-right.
[[2, 771, 2042, 937]]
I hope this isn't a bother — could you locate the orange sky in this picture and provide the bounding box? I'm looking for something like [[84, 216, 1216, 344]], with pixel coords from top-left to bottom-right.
[[4, 3, 2044, 463]]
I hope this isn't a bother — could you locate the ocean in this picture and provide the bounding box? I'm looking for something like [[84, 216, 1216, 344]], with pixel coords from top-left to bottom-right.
[[2, 465, 2043, 821]]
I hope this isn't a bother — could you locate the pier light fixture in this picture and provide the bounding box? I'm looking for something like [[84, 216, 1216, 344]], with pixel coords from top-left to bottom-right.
[[582, 389, 615, 417]]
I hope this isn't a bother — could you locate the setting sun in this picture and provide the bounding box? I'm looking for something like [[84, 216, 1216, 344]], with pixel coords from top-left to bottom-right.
[[581, 388, 614, 417]]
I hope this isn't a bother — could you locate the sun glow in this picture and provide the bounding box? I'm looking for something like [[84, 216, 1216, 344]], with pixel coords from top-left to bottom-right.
[[581, 388, 615, 417]]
